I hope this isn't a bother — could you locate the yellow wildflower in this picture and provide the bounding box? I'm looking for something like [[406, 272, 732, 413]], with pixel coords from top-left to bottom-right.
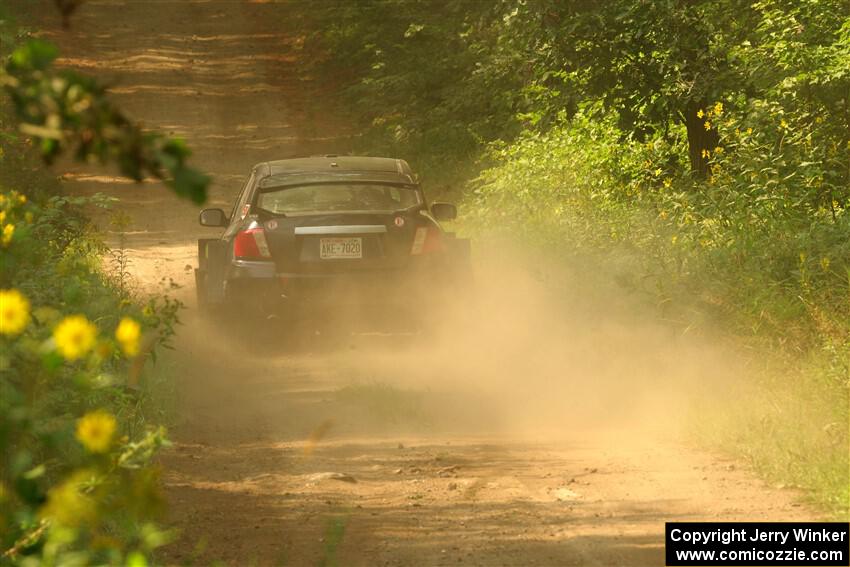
[[704, 121, 712, 130], [663, 178, 672, 188], [820, 257, 831, 271], [714, 146, 724, 154], [701, 149, 710, 159], [780, 119, 788, 129], [653, 168, 662, 177], [696, 109, 705, 119], [0, 211, 5, 224], [17, 194, 26, 205], [76, 410, 117, 453], [53, 315, 97, 360], [0, 289, 30, 336], [2, 224, 14, 246], [746, 127, 753, 135], [40, 470, 97, 527], [713, 102, 723, 115], [115, 317, 141, 357]]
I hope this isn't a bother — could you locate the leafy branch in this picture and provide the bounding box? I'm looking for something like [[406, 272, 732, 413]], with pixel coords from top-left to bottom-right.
[[1, 40, 209, 203]]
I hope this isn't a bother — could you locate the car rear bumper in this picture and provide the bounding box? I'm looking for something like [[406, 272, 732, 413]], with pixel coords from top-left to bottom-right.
[[222, 259, 448, 316]]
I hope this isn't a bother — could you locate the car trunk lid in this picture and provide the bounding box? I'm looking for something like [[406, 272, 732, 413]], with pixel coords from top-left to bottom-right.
[[259, 213, 417, 274]]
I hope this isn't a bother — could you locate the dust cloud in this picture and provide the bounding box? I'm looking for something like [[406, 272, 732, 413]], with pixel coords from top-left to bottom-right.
[[333, 243, 733, 440], [178, 239, 740, 449]]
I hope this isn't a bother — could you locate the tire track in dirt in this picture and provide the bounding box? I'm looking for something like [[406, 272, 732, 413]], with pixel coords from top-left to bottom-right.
[[16, 1, 821, 565]]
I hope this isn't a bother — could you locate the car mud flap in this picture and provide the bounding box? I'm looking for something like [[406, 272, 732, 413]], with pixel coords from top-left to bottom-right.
[[198, 239, 228, 304]]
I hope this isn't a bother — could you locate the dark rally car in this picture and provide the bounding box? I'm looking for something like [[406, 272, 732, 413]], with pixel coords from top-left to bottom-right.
[[195, 156, 470, 325]]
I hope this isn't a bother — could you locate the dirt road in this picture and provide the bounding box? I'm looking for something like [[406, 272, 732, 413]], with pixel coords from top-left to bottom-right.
[[20, 1, 820, 565]]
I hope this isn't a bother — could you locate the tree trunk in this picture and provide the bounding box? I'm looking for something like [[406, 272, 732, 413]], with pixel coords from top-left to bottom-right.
[[684, 100, 720, 177]]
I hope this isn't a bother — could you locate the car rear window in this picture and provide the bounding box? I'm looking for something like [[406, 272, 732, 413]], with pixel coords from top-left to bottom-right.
[[256, 183, 421, 214]]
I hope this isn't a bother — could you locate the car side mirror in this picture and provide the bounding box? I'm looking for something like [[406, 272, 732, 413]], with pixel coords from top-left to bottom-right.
[[199, 208, 228, 227], [431, 202, 457, 221]]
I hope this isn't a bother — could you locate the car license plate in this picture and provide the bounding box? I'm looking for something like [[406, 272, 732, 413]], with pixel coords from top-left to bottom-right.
[[320, 237, 362, 259]]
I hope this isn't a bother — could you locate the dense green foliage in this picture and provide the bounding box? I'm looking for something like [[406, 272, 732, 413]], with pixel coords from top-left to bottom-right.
[[299, 1, 522, 190], [306, 0, 850, 513], [307, 0, 849, 186]]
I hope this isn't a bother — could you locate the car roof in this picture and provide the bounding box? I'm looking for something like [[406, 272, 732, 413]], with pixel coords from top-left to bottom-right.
[[253, 156, 417, 187]]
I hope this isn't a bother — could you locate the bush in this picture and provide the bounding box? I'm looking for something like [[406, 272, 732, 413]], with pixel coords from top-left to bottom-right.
[[0, 183, 178, 564]]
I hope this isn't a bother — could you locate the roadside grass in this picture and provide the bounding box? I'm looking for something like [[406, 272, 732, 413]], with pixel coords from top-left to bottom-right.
[[690, 354, 849, 518], [135, 350, 182, 433]]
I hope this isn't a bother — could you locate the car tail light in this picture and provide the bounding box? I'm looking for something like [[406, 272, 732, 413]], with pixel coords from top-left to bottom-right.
[[410, 226, 443, 255], [234, 228, 271, 259]]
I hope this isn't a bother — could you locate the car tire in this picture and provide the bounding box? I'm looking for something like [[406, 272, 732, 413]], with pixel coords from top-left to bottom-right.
[[194, 268, 207, 312]]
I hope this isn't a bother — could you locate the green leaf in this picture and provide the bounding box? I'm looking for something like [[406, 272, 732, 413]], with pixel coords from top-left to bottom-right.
[[168, 167, 210, 205], [126, 552, 149, 567], [9, 40, 58, 71]]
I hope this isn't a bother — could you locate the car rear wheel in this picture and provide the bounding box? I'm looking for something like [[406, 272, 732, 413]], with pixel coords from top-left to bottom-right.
[[194, 268, 208, 312]]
